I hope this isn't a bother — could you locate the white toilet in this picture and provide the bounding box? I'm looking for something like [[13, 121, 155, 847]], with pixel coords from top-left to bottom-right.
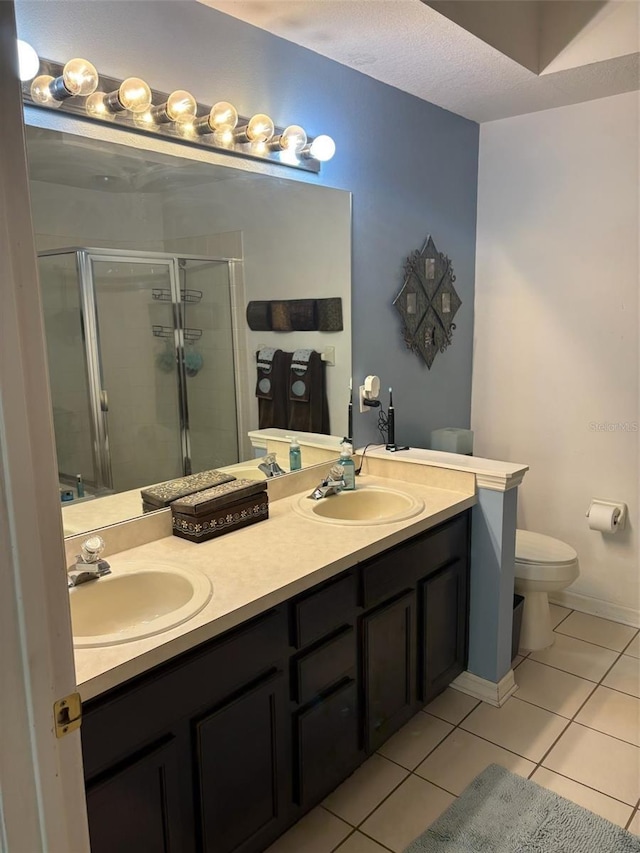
[[514, 530, 579, 651]]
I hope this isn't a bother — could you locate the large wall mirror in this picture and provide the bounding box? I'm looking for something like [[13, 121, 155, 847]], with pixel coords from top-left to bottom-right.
[[24, 118, 351, 537]]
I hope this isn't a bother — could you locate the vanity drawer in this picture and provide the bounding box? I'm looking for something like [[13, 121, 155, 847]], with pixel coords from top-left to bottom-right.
[[418, 513, 469, 578], [360, 542, 416, 610], [293, 627, 355, 704], [292, 571, 356, 649]]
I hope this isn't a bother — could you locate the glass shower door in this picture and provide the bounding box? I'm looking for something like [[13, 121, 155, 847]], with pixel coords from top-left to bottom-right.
[[178, 259, 239, 472], [38, 252, 97, 492], [89, 256, 185, 493]]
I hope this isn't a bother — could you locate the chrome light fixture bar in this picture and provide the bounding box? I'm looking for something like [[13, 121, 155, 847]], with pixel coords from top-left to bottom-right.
[[22, 57, 334, 174]]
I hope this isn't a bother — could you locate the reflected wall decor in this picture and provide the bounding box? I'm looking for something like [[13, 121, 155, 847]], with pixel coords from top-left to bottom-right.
[[393, 235, 461, 369]]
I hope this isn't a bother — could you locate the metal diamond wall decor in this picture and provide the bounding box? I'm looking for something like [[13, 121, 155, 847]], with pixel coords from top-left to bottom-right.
[[393, 235, 461, 369]]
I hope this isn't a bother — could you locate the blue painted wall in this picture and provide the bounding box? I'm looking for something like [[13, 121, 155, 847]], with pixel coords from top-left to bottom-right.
[[16, 0, 479, 446]]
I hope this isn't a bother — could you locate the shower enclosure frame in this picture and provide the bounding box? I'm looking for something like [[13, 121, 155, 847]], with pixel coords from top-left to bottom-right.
[[38, 246, 245, 493]]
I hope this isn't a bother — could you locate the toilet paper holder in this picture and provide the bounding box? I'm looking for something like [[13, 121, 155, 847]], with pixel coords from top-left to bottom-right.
[[586, 499, 628, 532]]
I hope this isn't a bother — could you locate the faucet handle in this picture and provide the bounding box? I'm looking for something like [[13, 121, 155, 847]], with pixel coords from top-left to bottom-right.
[[328, 463, 345, 481], [80, 534, 105, 564]]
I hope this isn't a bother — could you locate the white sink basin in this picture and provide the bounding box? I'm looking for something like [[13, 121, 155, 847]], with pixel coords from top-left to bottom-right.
[[294, 485, 424, 526], [225, 466, 268, 481], [69, 562, 212, 648]]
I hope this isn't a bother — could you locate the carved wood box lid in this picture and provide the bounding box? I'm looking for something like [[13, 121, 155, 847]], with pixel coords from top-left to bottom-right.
[[170, 478, 267, 516], [141, 469, 237, 508]]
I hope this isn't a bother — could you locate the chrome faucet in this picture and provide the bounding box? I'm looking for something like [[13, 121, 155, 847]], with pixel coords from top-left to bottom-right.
[[308, 464, 346, 500], [67, 535, 111, 588], [257, 453, 286, 478]]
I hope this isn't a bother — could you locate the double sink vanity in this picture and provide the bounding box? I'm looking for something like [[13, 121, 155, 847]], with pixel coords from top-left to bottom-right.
[[68, 452, 478, 853]]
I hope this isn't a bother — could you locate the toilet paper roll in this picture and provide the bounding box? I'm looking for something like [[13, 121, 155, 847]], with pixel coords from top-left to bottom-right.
[[587, 502, 621, 532]]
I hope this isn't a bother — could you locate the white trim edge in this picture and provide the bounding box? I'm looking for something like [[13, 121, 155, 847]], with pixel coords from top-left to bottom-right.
[[451, 668, 518, 707], [475, 471, 527, 492], [550, 591, 640, 629]]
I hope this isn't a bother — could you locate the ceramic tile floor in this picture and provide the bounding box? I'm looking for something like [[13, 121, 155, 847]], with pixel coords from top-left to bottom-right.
[[267, 605, 640, 853]]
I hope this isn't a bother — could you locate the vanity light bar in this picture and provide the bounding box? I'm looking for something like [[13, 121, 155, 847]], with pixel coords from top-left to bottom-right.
[[21, 55, 335, 174]]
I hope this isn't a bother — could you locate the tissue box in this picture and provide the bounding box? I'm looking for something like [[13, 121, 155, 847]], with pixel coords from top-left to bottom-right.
[[170, 479, 268, 543], [141, 469, 236, 510], [430, 428, 474, 455]]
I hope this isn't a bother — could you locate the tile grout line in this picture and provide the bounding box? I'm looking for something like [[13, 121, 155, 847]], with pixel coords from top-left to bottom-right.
[[325, 701, 485, 840], [553, 630, 639, 655], [321, 762, 411, 833], [324, 610, 638, 850], [525, 626, 639, 812], [512, 654, 640, 738], [324, 820, 395, 853]]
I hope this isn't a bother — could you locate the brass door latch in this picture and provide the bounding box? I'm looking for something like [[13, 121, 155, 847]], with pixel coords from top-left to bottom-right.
[[54, 692, 82, 738]]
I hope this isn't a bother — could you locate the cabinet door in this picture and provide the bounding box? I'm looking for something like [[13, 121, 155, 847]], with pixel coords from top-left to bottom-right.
[[420, 557, 468, 703], [86, 736, 190, 853], [362, 591, 416, 753], [194, 670, 289, 853], [295, 678, 360, 807]]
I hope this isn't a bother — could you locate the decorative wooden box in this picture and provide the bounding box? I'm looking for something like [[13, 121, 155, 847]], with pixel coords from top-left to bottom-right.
[[141, 469, 236, 511], [170, 479, 269, 543]]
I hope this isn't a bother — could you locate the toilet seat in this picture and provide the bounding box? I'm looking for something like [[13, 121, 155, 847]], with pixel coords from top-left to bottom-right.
[[516, 530, 577, 564], [515, 530, 579, 583]]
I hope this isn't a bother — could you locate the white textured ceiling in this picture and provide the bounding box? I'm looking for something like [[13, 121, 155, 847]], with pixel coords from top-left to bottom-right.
[[199, 0, 640, 122]]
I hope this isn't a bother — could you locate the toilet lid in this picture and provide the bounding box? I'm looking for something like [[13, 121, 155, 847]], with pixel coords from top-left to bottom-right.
[[516, 530, 577, 565]]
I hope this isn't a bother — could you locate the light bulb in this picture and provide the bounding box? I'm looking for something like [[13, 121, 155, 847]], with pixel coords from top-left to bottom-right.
[[60, 57, 99, 96], [308, 134, 336, 162], [167, 90, 196, 122], [209, 101, 238, 132], [104, 77, 152, 113], [151, 89, 197, 124], [30, 75, 61, 108], [17, 40, 39, 81], [85, 92, 109, 118], [272, 124, 307, 153], [194, 101, 238, 136], [246, 113, 274, 143]]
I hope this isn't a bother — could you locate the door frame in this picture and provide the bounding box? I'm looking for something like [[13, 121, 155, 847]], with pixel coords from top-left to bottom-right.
[[0, 6, 90, 850]]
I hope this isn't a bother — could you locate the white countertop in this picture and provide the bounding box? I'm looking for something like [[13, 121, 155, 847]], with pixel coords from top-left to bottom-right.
[[362, 446, 529, 492], [74, 470, 476, 701]]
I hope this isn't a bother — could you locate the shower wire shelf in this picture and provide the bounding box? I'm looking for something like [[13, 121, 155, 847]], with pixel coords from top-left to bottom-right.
[[152, 287, 203, 303], [153, 325, 203, 342]]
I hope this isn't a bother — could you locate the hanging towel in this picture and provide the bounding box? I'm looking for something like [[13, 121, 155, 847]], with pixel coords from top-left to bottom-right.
[[256, 347, 277, 400], [289, 348, 314, 403], [288, 349, 330, 434], [257, 348, 292, 429]]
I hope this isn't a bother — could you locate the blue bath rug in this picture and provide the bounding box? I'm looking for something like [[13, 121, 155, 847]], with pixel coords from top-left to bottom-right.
[[404, 764, 640, 853]]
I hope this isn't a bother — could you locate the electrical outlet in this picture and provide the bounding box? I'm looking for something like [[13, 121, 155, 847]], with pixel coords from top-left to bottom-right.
[[359, 385, 368, 413]]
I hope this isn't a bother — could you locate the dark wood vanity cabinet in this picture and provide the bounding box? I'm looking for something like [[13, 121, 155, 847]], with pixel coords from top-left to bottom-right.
[[81, 510, 470, 853], [82, 609, 290, 853], [362, 591, 416, 752], [360, 511, 469, 748], [194, 670, 289, 853], [420, 555, 469, 703], [290, 573, 362, 809], [85, 735, 189, 853]]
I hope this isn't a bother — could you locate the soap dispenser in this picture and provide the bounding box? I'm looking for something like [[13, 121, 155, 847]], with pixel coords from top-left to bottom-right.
[[339, 441, 356, 490], [289, 436, 302, 471]]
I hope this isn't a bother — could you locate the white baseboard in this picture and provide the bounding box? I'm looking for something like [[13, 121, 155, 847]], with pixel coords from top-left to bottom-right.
[[451, 669, 517, 708], [550, 591, 640, 629]]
